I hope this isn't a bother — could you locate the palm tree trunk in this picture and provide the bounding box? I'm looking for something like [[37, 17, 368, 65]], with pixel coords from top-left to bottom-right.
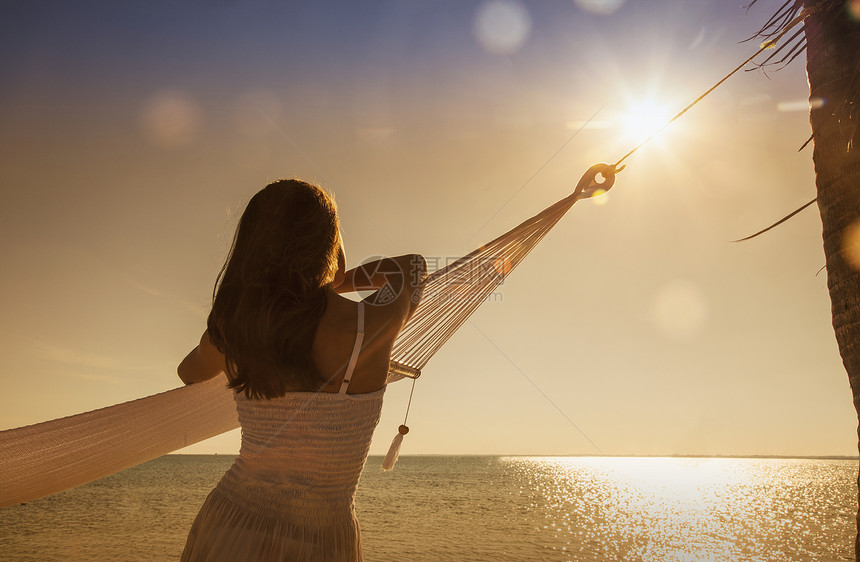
[[804, 2, 860, 557]]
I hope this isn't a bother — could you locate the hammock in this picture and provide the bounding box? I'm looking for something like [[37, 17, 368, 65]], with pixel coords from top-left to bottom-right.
[[0, 164, 616, 508]]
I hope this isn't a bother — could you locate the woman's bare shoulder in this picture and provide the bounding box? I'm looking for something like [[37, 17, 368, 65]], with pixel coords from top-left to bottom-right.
[[177, 330, 227, 385]]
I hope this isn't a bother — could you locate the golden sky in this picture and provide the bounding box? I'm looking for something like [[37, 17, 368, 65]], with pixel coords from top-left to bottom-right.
[[0, 0, 853, 456]]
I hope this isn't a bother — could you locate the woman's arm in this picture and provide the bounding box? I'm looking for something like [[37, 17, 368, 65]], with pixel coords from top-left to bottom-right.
[[178, 330, 227, 385], [335, 254, 426, 320]]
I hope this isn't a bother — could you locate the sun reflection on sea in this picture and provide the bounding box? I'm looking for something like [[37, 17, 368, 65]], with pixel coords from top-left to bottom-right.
[[497, 456, 854, 561]]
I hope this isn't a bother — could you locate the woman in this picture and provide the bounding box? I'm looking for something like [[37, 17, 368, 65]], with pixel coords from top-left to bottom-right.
[[177, 179, 425, 561]]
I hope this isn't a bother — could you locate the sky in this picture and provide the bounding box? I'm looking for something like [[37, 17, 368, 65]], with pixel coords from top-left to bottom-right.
[[0, 0, 855, 457]]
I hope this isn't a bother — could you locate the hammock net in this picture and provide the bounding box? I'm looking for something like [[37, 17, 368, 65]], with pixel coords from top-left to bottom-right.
[[0, 164, 615, 508]]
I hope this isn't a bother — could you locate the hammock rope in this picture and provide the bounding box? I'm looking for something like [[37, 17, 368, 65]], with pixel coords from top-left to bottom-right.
[[387, 163, 615, 380]]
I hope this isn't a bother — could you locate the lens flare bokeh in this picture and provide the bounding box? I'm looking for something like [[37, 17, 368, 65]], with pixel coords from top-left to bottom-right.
[[473, 0, 532, 55]]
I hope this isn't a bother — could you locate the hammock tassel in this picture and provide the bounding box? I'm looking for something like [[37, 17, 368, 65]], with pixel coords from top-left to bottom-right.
[[382, 425, 409, 471]]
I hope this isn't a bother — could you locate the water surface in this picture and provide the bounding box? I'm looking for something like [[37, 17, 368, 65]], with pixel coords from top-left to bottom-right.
[[1, 456, 855, 560]]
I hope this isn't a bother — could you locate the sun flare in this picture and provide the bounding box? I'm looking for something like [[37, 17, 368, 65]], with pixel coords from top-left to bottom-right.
[[620, 99, 672, 142]]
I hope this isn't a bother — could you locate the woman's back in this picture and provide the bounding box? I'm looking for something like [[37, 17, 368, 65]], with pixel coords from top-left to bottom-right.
[[310, 291, 404, 395], [182, 302, 384, 561], [229, 300, 383, 499]]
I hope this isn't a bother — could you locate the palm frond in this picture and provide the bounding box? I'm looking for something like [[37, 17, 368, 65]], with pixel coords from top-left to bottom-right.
[[744, 0, 804, 40], [748, 0, 858, 149], [743, 1, 806, 72]]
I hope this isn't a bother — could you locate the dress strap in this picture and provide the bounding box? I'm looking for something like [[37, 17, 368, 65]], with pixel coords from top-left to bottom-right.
[[339, 301, 365, 394]]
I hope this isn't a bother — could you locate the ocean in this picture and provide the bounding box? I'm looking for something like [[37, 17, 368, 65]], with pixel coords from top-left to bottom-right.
[[0, 456, 855, 561]]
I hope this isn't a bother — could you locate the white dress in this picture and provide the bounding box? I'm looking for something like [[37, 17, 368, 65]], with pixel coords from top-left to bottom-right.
[[182, 303, 384, 561]]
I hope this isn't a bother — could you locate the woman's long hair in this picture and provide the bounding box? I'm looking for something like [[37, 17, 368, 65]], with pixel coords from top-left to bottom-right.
[[207, 179, 341, 398]]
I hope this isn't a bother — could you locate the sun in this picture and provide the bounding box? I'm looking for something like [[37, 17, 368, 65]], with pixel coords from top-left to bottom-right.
[[620, 99, 672, 143]]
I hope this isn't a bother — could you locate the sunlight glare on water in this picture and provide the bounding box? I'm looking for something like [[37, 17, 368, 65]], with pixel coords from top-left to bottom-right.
[[499, 456, 854, 561]]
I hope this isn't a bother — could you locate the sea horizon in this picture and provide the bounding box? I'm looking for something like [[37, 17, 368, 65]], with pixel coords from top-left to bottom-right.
[[167, 452, 860, 460]]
